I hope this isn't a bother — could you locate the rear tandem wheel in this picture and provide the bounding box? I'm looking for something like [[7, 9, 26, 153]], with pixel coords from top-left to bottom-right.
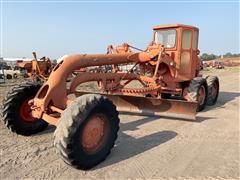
[[206, 76, 219, 105], [187, 77, 208, 112]]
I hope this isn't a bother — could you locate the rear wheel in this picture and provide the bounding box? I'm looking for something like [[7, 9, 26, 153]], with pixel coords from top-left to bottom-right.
[[206, 76, 219, 105], [54, 94, 119, 169], [187, 77, 208, 112], [2, 82, 48, 136]]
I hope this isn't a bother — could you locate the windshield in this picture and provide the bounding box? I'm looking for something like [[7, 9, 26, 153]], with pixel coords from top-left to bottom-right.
[[154, 29, 176, 48]]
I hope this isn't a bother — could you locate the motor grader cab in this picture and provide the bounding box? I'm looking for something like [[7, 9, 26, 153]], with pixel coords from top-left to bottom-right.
[[2, 24, 219, 170], [152, 24, 201, 81]]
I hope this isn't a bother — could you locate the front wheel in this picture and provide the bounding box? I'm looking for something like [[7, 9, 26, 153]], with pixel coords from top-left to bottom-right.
[[2, 82, 48, 136], [54, 94, 119, 169]]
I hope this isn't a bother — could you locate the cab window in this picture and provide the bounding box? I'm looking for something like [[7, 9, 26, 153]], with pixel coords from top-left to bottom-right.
[[154, 29, 176, 48], [182, 30, 192, 49], [192, 31, 198, 50]]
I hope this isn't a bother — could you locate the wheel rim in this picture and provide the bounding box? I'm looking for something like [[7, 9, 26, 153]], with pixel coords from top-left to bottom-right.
[[211, 83, 218, 100], [197, 86, 206, 106], [81, 113, 109, 154], [19, 99, 35, 122]]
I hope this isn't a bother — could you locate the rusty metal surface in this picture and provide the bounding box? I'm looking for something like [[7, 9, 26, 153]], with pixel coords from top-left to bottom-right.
[[75, 91, 197, 120], [33, 53, 135, 112], [16, 52, 53, 81], [153, 24, 198, 30]]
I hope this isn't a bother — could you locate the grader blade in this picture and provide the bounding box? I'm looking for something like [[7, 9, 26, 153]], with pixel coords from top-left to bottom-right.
[[75, 91, 197, 120]]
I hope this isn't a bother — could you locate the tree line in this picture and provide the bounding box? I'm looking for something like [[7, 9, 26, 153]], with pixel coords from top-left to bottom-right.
[[200, 52, 240, 61]]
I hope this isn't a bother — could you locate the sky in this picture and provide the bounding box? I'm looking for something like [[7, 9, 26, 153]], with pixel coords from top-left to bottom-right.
[[0, 0, 239, 59]]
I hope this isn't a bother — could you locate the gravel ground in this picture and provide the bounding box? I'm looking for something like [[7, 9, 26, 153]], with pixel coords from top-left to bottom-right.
[[0, 68, 239, 179]]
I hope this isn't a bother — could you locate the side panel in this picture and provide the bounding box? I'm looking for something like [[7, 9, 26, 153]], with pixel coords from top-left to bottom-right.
[[175, 28, 199, 81], [191, 30, 200, 76], [178, 28, 193, 80]]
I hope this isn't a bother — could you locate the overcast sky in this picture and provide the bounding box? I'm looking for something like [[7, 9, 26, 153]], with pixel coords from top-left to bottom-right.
[[0, 0, 239, 59]]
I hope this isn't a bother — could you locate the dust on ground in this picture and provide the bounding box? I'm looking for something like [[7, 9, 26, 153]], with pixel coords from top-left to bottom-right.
[[0, 68, 239, 179]]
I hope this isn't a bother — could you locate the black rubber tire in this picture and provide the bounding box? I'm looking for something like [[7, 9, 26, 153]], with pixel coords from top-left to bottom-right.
[[187, 77, 208, 112], [54, 94, 119, 170], [6, 74, 12, 79], [206, 76, 219, 106], [2, 82, 48, 136]]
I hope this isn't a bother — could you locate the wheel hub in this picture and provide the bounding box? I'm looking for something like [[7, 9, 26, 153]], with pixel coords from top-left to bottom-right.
[[81, 113, 108, 154], [211, 83, 218, 99], [198, 86, 206, 106], [19, 99, 35, 122]]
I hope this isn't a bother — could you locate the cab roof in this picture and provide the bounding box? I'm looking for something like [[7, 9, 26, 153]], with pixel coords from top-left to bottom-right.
[[153, 24, 198, 30]]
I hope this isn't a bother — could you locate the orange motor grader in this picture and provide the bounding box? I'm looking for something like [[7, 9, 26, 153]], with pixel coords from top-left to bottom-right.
[[16, 52, 53, 81], [2, 24, 219, 169]]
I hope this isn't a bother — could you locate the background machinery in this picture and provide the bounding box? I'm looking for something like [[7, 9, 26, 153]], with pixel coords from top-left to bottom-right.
[[16, 52, 53, 81]]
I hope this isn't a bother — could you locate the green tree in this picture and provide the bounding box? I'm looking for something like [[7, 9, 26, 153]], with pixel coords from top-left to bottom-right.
[[200, 53, 217, 61], [223, 52, 233, 58]]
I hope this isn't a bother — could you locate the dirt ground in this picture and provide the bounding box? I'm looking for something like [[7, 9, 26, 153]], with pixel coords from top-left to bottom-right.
[[0, 68, 239, 179]]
